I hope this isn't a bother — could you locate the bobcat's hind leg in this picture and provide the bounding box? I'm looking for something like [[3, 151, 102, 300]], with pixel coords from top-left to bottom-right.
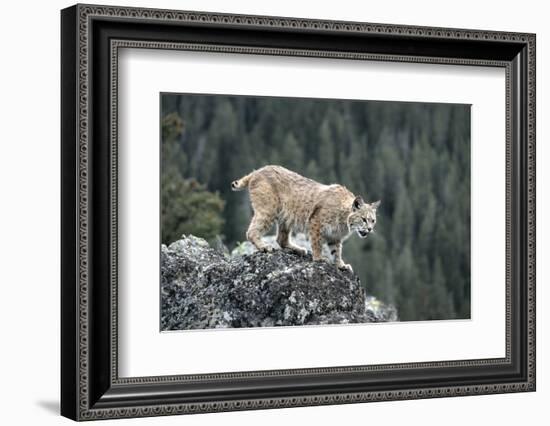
[[277, 223, 307, 256], [246, 214, 274, 252], [246, 179, 278, 252]]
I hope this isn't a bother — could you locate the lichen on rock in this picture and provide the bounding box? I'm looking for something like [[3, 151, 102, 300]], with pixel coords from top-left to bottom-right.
[[161, 235, 398, 330]]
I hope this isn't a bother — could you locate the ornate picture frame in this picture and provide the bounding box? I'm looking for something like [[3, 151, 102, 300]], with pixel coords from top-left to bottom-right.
[[61, 4, 535, 421]]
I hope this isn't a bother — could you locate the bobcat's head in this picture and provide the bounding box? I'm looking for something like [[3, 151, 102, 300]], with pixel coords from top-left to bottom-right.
[[347, 196, 380, 238]]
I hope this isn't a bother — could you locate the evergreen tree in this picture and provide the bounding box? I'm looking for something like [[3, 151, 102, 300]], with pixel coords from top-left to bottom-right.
[[161, 174, 225, 245], [393, 245, 419, 320], [317, 118, 337, 183], [430, 256, 456, 319], [281, 131, 304, 171], [391, 183, 415, 247]]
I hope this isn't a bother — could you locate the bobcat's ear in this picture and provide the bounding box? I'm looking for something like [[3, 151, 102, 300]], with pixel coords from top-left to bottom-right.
[[352, 196, 365, 211], [371, 200, 381, 210]]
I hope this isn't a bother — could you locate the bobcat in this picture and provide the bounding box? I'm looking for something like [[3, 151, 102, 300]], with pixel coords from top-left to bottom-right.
[[231, 165, 380, 272]]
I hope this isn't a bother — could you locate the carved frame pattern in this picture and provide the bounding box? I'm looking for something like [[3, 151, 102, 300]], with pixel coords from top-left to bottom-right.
[[61, 3, 536, 421]]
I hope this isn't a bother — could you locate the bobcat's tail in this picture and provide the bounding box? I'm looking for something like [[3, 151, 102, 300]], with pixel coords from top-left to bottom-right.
[[231, 172, 253, 191]]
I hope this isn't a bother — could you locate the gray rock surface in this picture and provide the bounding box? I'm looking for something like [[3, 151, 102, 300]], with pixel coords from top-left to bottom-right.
[[230, 232, 332, 259], [161, 235, 398, 330]]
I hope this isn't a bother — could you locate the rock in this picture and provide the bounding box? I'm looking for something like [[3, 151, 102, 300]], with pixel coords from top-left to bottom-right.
[[231, 232, 332, 259], [365, 296, 399, 322], [161, 235, 398, 330]]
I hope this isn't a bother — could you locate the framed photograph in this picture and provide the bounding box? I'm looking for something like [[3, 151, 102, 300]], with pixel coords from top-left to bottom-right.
[[61, 4, 536, 421]]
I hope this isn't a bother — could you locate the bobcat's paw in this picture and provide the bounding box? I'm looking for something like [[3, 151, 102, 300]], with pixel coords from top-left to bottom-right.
[[337, 262, 353, 272], [289, 245, 307, 256], [260, 245, 274, 253]]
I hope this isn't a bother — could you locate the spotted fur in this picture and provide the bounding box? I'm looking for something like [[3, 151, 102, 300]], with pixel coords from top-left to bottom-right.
[[232, 165, 380, 271]]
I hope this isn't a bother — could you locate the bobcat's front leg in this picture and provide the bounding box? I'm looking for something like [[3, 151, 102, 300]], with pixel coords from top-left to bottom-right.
[[329, 241, 353, 272], [308, 214, 324, 262]]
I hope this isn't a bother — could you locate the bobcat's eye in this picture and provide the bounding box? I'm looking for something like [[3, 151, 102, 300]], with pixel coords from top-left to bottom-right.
[[362, 218, 367, 223]]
